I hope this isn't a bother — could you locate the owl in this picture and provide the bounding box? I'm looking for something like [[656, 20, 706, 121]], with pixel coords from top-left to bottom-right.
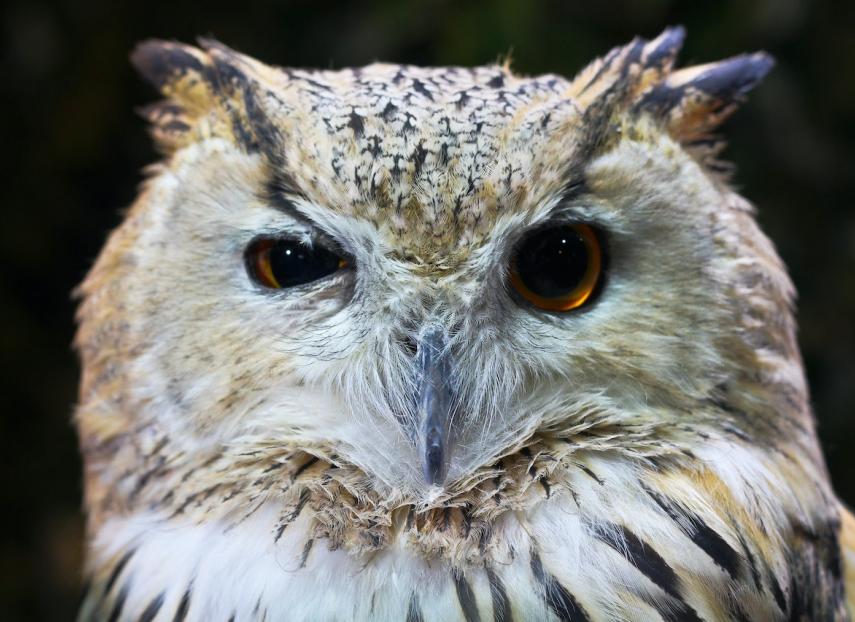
[[74, 26, 855, 621]]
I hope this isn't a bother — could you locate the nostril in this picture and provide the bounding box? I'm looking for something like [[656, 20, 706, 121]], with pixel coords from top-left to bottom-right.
[[401, 335, 418, 357]]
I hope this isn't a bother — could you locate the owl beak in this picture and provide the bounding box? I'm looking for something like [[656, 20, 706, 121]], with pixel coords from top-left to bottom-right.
[[415, 328, 454, 487]]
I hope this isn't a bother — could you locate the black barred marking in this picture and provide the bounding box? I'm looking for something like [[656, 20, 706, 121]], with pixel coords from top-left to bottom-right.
[[406, 593, 424, 622], [642, 591, 704, 622], [173, 586, 192, 622], [139, 593, 165, 622], [461, 504, 473, 537], [784, 520, 846, 620], [453, 571, 482, 622], [107, 584, 129, 622], [530, 550, 589, 622], [578, 46, 617, 96], [645, 487, 741, 579], [265, 172, 310, 225], [594, 524, 680, 598], [727, 602, 751, 622], [768, 568, 786, 613], [104, 549, 135, 596], [299, 538, 314, 568], [348, 110, 365, 137], [538, 476, 552, 498], [487, 74, 504, 88], [455, 90, 471, 110], [179, 455, 220, 485], [485, 567, 513, 622], [292, 456, 319, 481], [412, 142, 429, 176], [380, 101, 398, 121], [241, 86, 284, 159], [574, 463, 603, 485], [794, 522, 844, 581], [559, 179, 587, 203], [260, 461, 287, 474], [131, 41, 204, 90], [207, 60, 256, 150], [411, 79, 434, 101], [130, 455, 167, 500], [478, 522, 494, 556], [598, 526, 710, 619], [274, 488, 310, 542]]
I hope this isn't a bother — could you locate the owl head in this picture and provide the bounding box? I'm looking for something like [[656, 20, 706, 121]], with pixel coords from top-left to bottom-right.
[[76, 27, 807, 515]]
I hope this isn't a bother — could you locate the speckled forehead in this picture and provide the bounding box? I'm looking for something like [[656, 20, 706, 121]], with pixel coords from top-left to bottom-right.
[[271, 64, 581, 255]]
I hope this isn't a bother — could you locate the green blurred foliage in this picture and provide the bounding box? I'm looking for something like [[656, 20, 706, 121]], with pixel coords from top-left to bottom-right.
[[1, 0, 853, 619]]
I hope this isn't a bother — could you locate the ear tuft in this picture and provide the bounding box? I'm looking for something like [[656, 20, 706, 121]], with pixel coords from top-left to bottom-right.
[[635, 51, 774, 142], [642, 25, 687, 73], [130, 40, 210, 93], [131, 40, 218, 153], [130, 39, 283, 156], [568, 27, 774, 159], [569, 26, 686, 109]]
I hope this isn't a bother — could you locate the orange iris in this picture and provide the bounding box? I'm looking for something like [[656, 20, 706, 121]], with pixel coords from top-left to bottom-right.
[[510, 223, 602, 312]]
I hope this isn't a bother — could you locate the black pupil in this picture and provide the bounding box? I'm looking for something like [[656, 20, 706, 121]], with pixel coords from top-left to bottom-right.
[[515, 226, 589, 298], [266, 239, 341, 287]]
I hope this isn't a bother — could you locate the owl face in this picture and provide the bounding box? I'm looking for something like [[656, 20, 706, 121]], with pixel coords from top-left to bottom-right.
[[81, 28, 791, 501], [75, 31, 853, 622]]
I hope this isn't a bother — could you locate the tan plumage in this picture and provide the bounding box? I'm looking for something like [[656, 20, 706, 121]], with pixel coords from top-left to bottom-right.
[[844, 508, 855, 619], [75, 27, 853, 620]]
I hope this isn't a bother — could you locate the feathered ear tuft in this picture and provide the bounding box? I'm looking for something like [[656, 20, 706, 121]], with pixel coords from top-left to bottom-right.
[[131, 40, 218, 153], [569, 25, 688, 110], [568, 26, 773, 160], [131, 40, 210, 95], [634, 51, 774, 143], [130, 39, 283, 156]]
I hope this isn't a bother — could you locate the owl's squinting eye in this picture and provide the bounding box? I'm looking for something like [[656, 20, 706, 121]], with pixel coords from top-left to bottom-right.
[[245, 237, 348, 289], [510, 223, 603, 312]]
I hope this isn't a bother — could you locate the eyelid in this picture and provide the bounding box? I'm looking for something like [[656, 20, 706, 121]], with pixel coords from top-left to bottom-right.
[[261, 186, 350, 250], [275, 194, 362, 252], [509, 212, 601, 257], [252, 222, 351, 262], [541, 193, 613, 226]]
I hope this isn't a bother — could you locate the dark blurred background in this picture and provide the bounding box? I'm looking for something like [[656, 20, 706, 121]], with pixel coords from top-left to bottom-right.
[[1, 0, 853, 619]]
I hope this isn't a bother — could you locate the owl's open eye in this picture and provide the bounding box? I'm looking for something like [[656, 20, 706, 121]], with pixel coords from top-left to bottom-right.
[[509, 223, 603, 312], [245, 237, 348, 289]]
